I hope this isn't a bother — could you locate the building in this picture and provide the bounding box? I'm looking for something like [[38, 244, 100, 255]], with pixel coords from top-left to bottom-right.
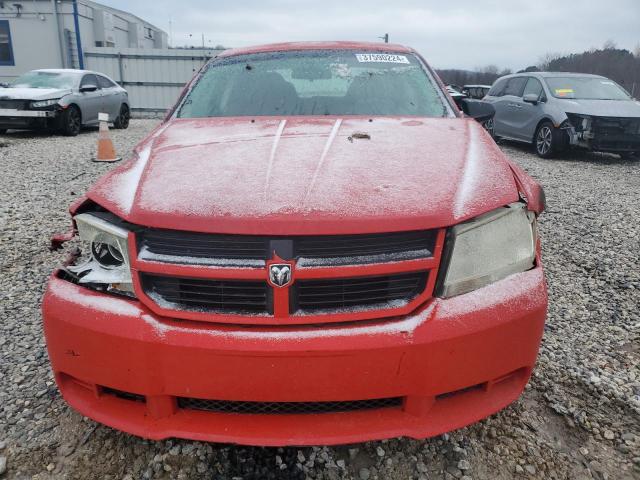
[[0, 0, 168, 81]]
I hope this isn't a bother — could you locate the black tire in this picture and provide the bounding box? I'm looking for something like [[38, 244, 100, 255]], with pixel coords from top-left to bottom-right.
[[113, 104, 130, 129], [534, 121, 559, 158], [619, 151, 637, 160], [60, 105, 81, 136], [483, 117, 496, 139], [0, 128, 7, 135]]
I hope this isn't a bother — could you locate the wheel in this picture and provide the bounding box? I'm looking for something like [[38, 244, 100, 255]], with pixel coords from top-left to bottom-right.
[[619, 151, 637, 159], [60, 105, 81, 136], [113, 104, 130, 129], [0, 128, 7, 135], [483, 117, 495, 138], [534, 121, 559, 158]]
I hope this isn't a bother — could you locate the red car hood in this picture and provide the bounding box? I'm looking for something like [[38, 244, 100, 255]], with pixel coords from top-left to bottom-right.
[[89, 117, 519, 235]]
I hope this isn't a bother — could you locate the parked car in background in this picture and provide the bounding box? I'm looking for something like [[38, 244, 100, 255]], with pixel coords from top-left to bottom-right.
[[462, 84, 491, 99], [43, 41, 546, 446], [484, 72, 640, 158], [0, 69, 130, 136]]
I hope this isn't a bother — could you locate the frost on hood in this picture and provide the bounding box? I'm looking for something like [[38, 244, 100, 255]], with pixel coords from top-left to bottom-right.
[[90, 142, 153, 216], [96, 117, 520, 232]]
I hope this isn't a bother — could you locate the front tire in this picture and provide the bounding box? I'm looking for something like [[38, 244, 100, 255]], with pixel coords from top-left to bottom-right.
[[534, 121, 558, 158], [60, 105, 81, 136], [483, 117, 495, 138], [0, 128, 7, 135], [113, 104, 130, 129]]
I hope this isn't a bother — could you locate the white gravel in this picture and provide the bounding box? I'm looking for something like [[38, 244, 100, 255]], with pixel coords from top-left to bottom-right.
[[0, 121, 638, 479]]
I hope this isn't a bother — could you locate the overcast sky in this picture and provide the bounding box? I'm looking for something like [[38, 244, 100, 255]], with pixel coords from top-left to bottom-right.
[[106, 0, 640, 71]]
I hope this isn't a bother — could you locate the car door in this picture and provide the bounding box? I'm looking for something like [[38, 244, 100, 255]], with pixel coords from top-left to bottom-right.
[[484, 77, 510, 137], [96, 75, 122, 121], [78, 74, 102, 125], [495, 77, 529, 139], [507, 77, 548, 142]]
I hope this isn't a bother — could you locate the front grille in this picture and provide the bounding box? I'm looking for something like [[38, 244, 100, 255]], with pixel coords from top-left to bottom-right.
[[592, 117, 640, 136], [137, 229, 437, 266], [140, 273, 269, 314], [0, 99, 29, 110], [178, 396, 403, 414], [292, 271, 427, 313]]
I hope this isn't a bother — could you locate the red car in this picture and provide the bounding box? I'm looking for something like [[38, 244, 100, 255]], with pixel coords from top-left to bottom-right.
[[43, 42, 547, 446]]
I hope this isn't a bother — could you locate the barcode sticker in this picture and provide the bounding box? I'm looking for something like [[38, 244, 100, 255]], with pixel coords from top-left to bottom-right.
[[355, 53, 410, 64]]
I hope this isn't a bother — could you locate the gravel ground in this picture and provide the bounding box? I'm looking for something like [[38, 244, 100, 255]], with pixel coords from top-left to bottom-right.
[[0, 120, 638, 480]]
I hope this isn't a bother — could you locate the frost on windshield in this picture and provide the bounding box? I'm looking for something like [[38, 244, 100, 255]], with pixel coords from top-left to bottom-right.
[[178, 50, 448, 118]]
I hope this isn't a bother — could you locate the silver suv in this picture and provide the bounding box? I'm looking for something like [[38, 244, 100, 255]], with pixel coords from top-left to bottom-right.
[[484, 72, 640, 158]]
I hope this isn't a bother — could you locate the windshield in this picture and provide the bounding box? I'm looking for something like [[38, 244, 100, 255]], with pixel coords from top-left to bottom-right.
[[545, 77, 631, 100], [11, 71, 77, 89], [178, 50, 448, 117]]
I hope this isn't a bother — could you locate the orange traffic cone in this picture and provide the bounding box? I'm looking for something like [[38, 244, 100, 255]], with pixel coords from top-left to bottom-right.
[[92, 112, 121, 163]]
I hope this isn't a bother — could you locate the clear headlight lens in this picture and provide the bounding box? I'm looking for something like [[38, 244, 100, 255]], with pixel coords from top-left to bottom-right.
[[438, 203, 537, 298], [30, 98, 61, 108], [67, 213, 134, 295]]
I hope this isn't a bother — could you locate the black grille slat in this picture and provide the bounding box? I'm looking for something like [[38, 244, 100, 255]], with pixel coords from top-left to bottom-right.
[[139, 230, 268, 260], [141, 273, 269, 314], [298, 285, 419, 297], [297, 231, 436, 259], [294, 272, 427, 312], [178, 397, 403, 415]]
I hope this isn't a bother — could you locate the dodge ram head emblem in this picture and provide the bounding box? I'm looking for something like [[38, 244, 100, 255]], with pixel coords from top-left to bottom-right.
[[269, 264, 292, 287]]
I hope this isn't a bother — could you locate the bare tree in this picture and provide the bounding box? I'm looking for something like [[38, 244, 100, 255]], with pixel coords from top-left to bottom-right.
[[603, 39, 617, 50], [538, 52, 562, 70]]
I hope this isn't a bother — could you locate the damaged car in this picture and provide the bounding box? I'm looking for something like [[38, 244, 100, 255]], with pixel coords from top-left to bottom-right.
[[43, 41, 547, 446], [484, 72, 640, 158], [0, 69, 129, 136]]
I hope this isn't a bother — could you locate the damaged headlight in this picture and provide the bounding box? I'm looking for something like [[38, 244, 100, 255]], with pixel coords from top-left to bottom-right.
[[565, 113, 592, 133], [438, 203, 537, 298], [67, 213, 135, 295], [30, 98, 61, 109]]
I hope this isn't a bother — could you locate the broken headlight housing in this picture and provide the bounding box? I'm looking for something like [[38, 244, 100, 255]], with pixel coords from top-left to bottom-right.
[[30, 98, 61, 109], [67, 213, 135, 295], [438, 203, 537, 298], [565, 113, 592, 133]]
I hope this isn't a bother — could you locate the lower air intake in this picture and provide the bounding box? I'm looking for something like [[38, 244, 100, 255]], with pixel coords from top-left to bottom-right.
[[178, 396, 403, 415]]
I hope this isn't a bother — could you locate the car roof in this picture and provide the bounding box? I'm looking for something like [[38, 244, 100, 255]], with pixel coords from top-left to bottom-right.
[[499, 71, 606, 80], [33, 69, 104, 76], [534, 71, 606, 79], [218, 41, 415, 58]]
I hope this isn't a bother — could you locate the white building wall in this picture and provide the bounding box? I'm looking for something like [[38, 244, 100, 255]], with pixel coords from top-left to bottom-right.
[[0, 0, 168, 81], [0, 14, 62, 79]]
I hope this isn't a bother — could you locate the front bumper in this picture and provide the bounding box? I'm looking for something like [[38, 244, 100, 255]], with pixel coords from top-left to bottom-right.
[[0, 108, 58, 130], [564, 116, 640, 152], [43, 267, 547, 446]]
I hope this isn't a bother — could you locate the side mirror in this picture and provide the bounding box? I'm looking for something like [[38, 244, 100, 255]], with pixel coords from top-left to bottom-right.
[[80, 84, 98, 93], [523, 93, 539, 105], [460, 98, 495, 123]]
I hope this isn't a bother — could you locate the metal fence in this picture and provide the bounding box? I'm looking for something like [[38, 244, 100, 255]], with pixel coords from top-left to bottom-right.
[[83, 47, 223, 114]]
